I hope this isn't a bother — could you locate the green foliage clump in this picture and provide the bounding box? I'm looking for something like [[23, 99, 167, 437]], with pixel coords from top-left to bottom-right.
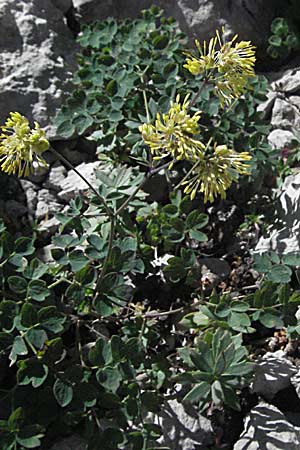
[[55, 7, 276, 184], [267, 17, 299, 60]]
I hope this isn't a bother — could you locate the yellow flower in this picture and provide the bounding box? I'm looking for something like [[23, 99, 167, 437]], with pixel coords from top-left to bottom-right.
[[182, 143, 252, 203], [139, 94, 205, 164], [184, 36, 217, 75], [0, 112, 49, 177], [184, 29, 256, 107]]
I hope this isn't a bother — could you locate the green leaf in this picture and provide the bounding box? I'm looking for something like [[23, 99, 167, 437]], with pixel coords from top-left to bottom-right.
[[189, 230, 208, 242], [69, 249, 89, 272], [38, 306, 66, 333], [27, 280, 50, 302], [53, 379, 73, 407], [8, 276, 27, 294], [20, 303, 38, 328], [252, 253, 272, 273], [185, 211, 208, 230], [9, 336, 28, 365], [17, 360, 48, 388], [282, 253, 300, 266], [228, 312, 251, 332], [96, 366, 122, 393], [259, 312, 284, 329], [56, 120, 75, 139], [15, 237, 35, 256], [16, 425, 44, 449], [23, 258, 48, 280], [267, 265, 292, 283], [72, 114, 93, 135], [26, 329, 48, 349], [183, 382, 211, 403]]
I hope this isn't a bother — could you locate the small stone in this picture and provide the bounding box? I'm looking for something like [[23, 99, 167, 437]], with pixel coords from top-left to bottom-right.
[[271, 97, 300, 131], [268, 129, 297, 150]]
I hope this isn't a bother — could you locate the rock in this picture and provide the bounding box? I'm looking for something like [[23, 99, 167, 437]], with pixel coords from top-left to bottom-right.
[[5, 200, 27, 218], [291, 369, 300, 400], [257, 91, 277, 118], [268, 129, 297, 150], [51, 0, 72, 13], [252, 351, 297, 401], [154, 398, 213, 449], [35, 189, 63, 220], [272, 67, 300, 94], [198, 257, 231, 289], [234, 402, 300, 450], [255, 172, 300, 255], [271, 97, 300, 132], [73, 0, 277, 48], [20, 180, 39, 216], [44, 162, 67, 192], [58, 161, 103, 201], [0, 0, 77, 139], [38, 216, 60, 236], [49, 434, 86, 450]]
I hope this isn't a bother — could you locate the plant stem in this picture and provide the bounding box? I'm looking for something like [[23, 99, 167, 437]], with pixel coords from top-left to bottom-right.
[[115, 159, 174, 216], [49, 147, 113, 219], [92, 216, 115, 302], [187, 76, 209, 111]]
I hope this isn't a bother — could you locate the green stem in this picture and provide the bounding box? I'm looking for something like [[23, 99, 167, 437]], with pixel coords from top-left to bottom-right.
[[187, 76, 209, 111], [92, 216, 116, 302], [116, 160, 174, 216], [49, 147, 113, 219]]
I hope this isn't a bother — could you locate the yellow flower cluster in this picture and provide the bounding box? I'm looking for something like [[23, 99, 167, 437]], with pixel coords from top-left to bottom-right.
[[182, 144, 252, 203], [139, 95, 205, 165], [0, 112, 49, 177], [184, 29, 256, 107], [139, 94, 252, 203]]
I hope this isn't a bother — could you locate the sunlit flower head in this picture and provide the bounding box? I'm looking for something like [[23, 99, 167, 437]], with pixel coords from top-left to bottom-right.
[[0, 112, 49, 177], [184, 29, 256, 107], [139, 94, 205, 163], [184, 37, 217, 75], [181, 143, 252, 203]]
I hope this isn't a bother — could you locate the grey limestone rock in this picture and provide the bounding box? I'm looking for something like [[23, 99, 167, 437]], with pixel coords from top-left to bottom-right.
[[268, 129, 297, 150], [155, 398, 213, 449], [58, 161, 103, 201], [271, 97, 300, 132], [35, 188, 63, 220], [20, 180, 39, 216], [255, 172, 300, 255], [252, 351, 297, 401], [234, 402, 300, 450], [44, 162, 67, 192], [73, 0, 277, 48], [271, 67, 300, 94], [0, 0, 77, 139]]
